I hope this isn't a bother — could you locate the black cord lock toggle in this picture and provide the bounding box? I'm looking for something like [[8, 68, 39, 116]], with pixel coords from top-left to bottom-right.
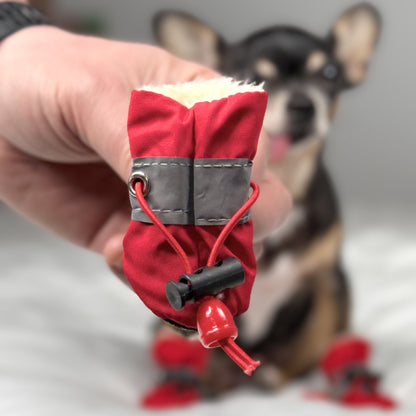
[[165, 257, 245, 311]]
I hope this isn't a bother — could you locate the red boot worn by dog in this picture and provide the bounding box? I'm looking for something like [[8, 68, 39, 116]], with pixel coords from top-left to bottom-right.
[[123, 78, 267, 377], [141, 330, 209, 409], [306, 336, 396, 410]]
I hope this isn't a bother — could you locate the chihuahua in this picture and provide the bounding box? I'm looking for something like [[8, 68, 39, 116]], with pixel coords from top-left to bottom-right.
[[152, 3, 381, 393]]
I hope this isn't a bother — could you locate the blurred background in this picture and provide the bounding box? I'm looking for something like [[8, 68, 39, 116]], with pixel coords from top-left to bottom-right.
[[33, 0, 415, 207], [1, 1, 415, 415]]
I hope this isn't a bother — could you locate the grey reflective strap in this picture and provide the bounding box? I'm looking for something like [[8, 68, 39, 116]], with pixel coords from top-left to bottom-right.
[[193, 159, 251, 225], [129, 157, 252, 225], [130, 157, 193, 224]]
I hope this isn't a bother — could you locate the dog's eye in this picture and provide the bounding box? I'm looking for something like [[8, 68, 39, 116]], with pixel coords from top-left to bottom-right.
[[322, 64, 339, 81]]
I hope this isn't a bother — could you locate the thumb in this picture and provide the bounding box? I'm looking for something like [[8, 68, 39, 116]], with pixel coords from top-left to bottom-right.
[[71, 84, 132, 182], [69, 44, 218, 183]]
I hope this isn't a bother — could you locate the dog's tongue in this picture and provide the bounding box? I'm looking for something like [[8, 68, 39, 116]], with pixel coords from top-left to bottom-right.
[[269, 134, 291, 161]]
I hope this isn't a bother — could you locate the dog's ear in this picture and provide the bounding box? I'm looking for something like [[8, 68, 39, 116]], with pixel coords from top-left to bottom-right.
[[328, 3, 381, 86], [153, 11, 225, 69]]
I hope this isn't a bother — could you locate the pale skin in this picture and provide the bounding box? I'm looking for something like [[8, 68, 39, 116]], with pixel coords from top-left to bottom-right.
[[0, 1, 291, 282]]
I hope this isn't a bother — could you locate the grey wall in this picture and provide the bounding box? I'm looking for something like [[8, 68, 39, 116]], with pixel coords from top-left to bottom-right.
[[55, 0, 416, 207]]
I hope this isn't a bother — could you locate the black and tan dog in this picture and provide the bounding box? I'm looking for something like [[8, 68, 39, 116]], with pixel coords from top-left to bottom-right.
[[152, 3, 381, 392]]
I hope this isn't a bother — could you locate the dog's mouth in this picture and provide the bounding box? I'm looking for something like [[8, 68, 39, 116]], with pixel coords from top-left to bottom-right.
[[268, 124, 316, 162], [269, 134, 291, 162]]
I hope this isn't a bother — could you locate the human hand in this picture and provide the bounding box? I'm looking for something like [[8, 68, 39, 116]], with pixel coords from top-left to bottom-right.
[[0, 26, 291, 281]]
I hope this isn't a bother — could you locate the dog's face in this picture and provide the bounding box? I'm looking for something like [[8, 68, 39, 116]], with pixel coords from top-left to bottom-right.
[[153, 4, 380, 197], [221, 28, 344, 147]]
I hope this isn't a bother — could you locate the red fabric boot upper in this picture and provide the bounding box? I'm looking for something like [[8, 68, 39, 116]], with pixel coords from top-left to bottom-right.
[[123, 79, 267, 329]]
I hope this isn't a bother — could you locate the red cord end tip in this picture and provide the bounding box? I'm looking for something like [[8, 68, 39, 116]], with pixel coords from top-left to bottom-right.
[[243, 360, 261, 376], [220, 338, 260, 376]]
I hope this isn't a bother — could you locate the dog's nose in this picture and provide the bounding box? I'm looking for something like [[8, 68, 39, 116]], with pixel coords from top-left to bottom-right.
[[287, 93, 315, 122]]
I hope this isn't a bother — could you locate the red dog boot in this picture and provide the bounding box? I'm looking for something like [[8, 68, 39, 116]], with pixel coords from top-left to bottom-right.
[[313, 336, 396, 410], [123, 78, 267, 375], [142, 379, 201, 409], [141, 327, 210, 409], [123, 78, 266, 330], [151, 328, 210, 375]]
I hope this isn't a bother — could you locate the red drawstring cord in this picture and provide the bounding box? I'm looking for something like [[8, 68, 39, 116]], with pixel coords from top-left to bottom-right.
[[134, 179, 260, 375], [134, 180, 259, 271], [207, 181, 259, 266], [135, 181, 192, 274]]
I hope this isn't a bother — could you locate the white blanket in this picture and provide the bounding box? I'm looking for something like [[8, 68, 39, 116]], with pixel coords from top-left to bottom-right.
[[1, 203, 415, 415]]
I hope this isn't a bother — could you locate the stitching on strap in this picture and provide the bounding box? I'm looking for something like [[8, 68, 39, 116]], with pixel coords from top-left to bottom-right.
[[134, 208, 191, 213], [194, 162, 252, 168], [133, 162, 251, 168], [203, 214, 250, 223], [133, 162, 192, 168], [133, 209, 249, 222]]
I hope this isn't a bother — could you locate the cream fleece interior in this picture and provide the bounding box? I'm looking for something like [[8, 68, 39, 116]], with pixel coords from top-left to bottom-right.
[[139, 77, 264, 108]]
